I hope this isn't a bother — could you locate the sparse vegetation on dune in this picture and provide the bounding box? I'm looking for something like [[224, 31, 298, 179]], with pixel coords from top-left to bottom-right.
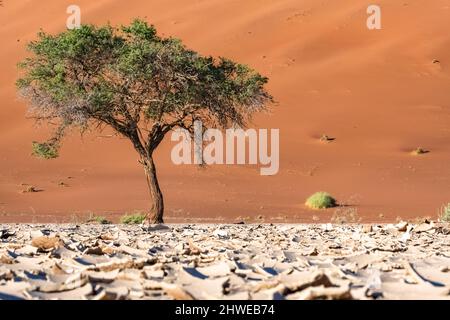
[[439, 203, 450, 222], [331, 207, 360, 224], [305, 192, 337, 209], [31, 141, 59, 159], [411, 147, 428, 156], [120, 213, 146, 225], [319, 134, 335, 143], [87, 215, 111, 225], [21, 185, 38, 193]]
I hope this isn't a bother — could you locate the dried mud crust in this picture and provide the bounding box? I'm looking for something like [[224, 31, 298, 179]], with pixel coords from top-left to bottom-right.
[[1, 222, 450, 300]]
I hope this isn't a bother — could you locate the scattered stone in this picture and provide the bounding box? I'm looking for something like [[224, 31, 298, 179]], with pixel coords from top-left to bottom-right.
[[144, 267, 165, 280], [86, 269, 120, 283], [83, 246, 106, 255], [291, 285, 352, 300], [0, 229, 15, 240], [414, 222, 435, 233], [99, 233, 115, 241], [187, 238, 205, 255], [396, 221, 408, 232], [213, 229, 229, 239], [362, 225, 373, 233], [399, 229, 411, 243], [31, 236, 61, 251], [440, 266, 450, 273], [197, 262, 230, 278], [0, 223, 449, 300]]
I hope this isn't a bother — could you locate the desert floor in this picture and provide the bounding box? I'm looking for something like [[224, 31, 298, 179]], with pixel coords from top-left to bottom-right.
[[1, 221, 450, 300], [1, 0, 450, 223]]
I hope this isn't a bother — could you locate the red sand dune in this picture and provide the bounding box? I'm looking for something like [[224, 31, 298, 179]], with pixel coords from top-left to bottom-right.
[[1, 0, 450, 223]]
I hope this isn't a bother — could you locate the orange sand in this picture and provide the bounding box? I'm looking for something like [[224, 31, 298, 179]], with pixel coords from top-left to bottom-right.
[[1, 0, 450, 223]]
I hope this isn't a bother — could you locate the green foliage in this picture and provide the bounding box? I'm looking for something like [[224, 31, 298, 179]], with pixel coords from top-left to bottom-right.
[[439, 203, 450, 222], [120, 213, 146, 224], [17, 24, 120, 103], [305, 192, 337, 210], [88, 215, 111, 224], [32, 141, 59, 159], [17, 19, 271, 133], [122, 19, 157, 40]]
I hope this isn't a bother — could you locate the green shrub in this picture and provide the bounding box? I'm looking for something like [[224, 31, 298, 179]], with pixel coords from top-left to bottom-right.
[[439, 203, 450, 222], [32, 141, 59, 159], [94, 216, 111, 224], [86, 213, 111, 224], [305, 192, 337, 209], [120, 213, 146, 224]]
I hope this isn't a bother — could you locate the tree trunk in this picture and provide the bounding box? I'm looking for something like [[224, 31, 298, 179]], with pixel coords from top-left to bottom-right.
[[141, 156, 164, 224]]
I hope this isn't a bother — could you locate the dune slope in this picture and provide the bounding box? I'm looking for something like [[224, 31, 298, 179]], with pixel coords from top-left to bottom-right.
[[1, 0, 450, 222]]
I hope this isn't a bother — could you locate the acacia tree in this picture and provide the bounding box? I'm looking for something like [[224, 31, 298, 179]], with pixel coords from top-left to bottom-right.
[[17, 20, 272, 223]]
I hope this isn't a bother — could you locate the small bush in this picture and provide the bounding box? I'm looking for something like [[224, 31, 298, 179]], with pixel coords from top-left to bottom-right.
[[305, 192, 337, 209], [319, 134, 335, 143], [411, 147, 428, 156], [439, 203, 450, 222], [32, 141, 59, 159], [22, 185, 38, 193], [86, 213, 111, 224], [92, 216, 111, 224], [120, 213, 146, 224]]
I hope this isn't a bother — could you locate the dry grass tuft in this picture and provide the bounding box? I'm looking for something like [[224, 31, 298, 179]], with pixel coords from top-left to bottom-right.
[[120, 213, 146, 224], [411, 147, 428, 156], [438, 204, 450, 222], [22, 185, 38, 193], [319, 134, 335, 143], [331, 207, 361, 224], [305, 192, 337, 210]]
